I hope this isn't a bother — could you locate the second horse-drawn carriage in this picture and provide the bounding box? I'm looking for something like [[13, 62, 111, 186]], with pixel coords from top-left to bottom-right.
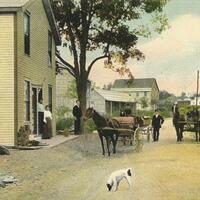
[[174, 104, 200, 141], [84, 107, 152, 156]]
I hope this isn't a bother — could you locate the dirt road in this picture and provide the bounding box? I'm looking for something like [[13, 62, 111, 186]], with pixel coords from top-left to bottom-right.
[[1, 118, 200, 200]]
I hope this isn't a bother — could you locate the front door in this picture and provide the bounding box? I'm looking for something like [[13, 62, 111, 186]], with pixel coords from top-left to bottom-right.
[[32, 87, 43, 134]]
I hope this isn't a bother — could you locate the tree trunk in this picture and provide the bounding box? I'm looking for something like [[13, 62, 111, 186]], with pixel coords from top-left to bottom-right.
[[76, 78, 87, 135]]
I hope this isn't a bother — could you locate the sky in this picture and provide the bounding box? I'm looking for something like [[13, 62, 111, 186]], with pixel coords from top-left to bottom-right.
[[90, 0, 200, 95], [61, 0, 200, 96]]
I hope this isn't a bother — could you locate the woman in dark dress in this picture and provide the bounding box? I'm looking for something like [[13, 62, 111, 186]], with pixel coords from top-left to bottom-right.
[[43, 105, 52, 139]]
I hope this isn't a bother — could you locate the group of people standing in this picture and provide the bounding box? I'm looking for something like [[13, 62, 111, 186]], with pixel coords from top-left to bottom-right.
[[38, 99, 52, 139], [151, 106, 186, 143], [70, 100, 187, 144], [38, 99, 82, 138]]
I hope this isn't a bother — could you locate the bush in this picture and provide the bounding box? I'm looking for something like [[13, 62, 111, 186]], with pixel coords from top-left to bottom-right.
[[57, 129, 71, 137], [134, 110, 154, 117], [85, 119, 96, 133], [56, 106, 71, 118], [56, 117, 74, 131]]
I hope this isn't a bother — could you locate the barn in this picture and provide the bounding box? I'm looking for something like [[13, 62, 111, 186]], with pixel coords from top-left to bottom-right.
[[88, 89, 136, 116]]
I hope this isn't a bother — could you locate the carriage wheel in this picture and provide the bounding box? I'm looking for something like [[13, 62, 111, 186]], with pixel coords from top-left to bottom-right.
[[134, 127, 143, 152]]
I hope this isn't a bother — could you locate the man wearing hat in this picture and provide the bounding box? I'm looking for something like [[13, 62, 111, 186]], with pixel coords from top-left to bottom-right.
[[152, 109, 164, 141]]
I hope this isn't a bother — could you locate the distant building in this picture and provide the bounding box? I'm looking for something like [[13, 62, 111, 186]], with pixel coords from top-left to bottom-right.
[[112, 78, 159, 111], [187, 97, 200, 106], [56, 73, 92, 116], [56, 71, 76, 111], [88, 89, 136, 116]]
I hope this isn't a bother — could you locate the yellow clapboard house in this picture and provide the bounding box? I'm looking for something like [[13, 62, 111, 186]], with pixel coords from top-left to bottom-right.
[[0, 0, 61, 146]]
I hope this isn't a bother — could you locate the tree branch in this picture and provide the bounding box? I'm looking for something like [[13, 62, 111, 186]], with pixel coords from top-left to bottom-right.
[[86, 54, 109, 77], [56, 61, 75, 78], [56, 52, 75, 73], [66, 22, 80, 77]]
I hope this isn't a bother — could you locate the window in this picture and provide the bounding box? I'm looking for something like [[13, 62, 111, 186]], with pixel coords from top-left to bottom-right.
[[24, 13, 30, 55], [24, 81, 30, 121], [48, 31, 52, 67], [144, 92, 147, 97], [136, 92, 139, 97], [48, 85, 53, 112]]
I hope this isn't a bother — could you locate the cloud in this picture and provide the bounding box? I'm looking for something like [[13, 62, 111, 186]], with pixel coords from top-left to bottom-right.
[[89, 14, 200, 95], [139, 14, 200, 63]]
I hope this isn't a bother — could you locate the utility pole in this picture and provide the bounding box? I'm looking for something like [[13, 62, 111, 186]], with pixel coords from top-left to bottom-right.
[[196, 70, 199, 107], [195, 70, 199, 142]]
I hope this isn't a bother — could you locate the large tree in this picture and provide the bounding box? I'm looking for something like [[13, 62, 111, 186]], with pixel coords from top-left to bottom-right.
[[52, 0, 169, 122]]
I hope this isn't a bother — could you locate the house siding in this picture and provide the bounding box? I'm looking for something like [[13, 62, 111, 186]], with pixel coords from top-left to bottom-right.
[[112, 86, 159, 111], [16, 0, 56, 139], [56, 71, 75, 112], [89, 90, 106, 114], [0, 14, 15, 146], [151, 82, 159, 104]]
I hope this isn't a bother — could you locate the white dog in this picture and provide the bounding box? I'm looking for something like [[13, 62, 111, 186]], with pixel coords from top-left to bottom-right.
[[106, 168, 132, 191]]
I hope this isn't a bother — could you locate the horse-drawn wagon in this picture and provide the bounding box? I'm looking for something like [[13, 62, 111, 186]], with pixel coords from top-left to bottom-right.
[[174, 104, 200, 141], [84, 108, 152, 156]]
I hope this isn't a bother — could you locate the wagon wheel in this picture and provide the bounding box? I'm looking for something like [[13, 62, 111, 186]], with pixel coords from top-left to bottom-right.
[[134, 127, 143, 152]]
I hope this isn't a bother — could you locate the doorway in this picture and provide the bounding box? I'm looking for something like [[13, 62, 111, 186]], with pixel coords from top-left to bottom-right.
[[32, 87, 43, 134]]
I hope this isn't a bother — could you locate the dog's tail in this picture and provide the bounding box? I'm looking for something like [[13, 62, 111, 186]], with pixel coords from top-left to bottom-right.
[[127, 168, 132, 176]]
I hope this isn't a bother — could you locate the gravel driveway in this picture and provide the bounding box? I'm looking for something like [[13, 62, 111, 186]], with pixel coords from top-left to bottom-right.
[[1, 118, 200, 200]]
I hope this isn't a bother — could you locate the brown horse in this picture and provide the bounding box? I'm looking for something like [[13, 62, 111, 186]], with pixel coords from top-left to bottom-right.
[[84, 108, 120, 156]]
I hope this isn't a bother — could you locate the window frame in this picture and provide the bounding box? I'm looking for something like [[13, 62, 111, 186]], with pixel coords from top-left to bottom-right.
[[24, 12, 30, 55], [48, 85, 53, 112], [48, 30, 52, 67], [24, 80, 30, 121]]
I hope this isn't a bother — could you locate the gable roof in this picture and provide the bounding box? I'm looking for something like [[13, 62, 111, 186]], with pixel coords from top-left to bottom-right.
[[0, 0, 61, 45], [94, 89, 135, 103], [112, 78, 159, 91]]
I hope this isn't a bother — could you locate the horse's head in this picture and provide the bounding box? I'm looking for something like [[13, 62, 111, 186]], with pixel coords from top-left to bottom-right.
[[84, 107, 95, 121]]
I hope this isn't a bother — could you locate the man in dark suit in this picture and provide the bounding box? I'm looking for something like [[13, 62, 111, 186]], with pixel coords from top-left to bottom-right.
[[152, 109, 164, 141], [73, 100, 82, 135], [173, 109, 184, 142]]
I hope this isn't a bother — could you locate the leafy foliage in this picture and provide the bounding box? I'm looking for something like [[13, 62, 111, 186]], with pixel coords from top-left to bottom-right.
[[56, 117, 74, 131], [158, 90, 177, 117], [102, 82, 113, 90], [52, 0, 169, 133], [159, 90, 173, 100], [140, 97, 148, 108], [66, 80, 78, 99], [52, 0, 169, 79], [85, 119, 96, 133], [56, 106, 71, 118]]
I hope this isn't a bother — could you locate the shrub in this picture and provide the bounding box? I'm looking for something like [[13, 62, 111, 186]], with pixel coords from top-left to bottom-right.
[[85, 119, 96, 133], [56, 117, 74, 131], [56, 106, 71, 118], [57, 128, 71, 137], [135, 110, 154, 117]]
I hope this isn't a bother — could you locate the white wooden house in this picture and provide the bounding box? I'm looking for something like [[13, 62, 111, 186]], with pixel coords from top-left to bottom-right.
[[112, 78, 159, 111], [88, 89, 136, 116]]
